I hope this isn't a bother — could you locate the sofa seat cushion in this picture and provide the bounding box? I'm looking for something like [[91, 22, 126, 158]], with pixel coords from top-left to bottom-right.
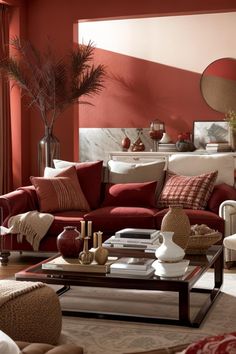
[[48, 211, 86, 235], [85, 207, 158, 236], [154, 209, 224, 235]]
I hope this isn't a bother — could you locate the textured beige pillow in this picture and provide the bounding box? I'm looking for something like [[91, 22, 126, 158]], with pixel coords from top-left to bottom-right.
[[107, 160, 166, 183], [31, 166, 90, 213]]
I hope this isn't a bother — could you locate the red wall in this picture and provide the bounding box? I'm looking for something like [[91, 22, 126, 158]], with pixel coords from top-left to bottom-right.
[[5, 0, 236, 187], [80, 48, 223, 141]]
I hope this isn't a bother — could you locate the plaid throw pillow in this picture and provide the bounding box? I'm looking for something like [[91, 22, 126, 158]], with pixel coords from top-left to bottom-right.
[[157, 170, 218, 210]]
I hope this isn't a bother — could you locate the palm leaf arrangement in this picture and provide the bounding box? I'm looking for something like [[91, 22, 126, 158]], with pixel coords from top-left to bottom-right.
[[0, 36, 106, 129], [225, 110, 236, 132]]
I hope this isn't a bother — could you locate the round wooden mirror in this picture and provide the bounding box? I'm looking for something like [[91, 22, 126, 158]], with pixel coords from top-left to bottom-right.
[[200, 57, 236, 113]]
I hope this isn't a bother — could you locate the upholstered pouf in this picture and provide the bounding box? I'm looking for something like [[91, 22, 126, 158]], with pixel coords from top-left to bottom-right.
[[0, 280, 62, 345]]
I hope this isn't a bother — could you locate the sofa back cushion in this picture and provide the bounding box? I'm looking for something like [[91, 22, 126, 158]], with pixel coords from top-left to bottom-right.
[[157, 170, 218, 210], [31, 166, 90, 213], [52, 160, 103, 209], [168, 154, 234, 186], [102, 181, 157, 207]]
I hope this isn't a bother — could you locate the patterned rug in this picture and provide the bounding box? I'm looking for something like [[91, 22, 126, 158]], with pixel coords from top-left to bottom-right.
[[59, 271, 236, 354]]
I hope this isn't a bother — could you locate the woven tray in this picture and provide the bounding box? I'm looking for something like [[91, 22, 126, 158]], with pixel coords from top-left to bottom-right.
[[185, 231, 222, 254]]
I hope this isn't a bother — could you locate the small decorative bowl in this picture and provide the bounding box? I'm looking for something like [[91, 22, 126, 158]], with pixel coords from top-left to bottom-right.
[[185, 232, 222, 254], [152, 259, 190, 278]]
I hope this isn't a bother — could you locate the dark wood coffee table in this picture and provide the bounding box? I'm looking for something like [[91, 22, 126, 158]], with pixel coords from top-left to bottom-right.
[[15, 245, 223, 328]]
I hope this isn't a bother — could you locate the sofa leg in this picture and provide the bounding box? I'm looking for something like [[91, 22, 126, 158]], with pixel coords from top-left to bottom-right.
[[0, 251, 10, 266]]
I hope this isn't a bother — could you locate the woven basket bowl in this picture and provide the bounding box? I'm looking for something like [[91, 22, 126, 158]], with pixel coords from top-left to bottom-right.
[[185, 231, 222, 254]]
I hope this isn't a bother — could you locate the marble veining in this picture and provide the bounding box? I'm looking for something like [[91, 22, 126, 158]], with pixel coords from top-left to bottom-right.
[[79, 128, 153, 163]]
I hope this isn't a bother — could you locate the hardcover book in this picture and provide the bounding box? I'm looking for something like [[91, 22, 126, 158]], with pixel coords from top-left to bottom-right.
[[110, 257, 154, 270], [108, 235, 160, 244], [115, 228, 160, 239], [109, 267, 155, 278]]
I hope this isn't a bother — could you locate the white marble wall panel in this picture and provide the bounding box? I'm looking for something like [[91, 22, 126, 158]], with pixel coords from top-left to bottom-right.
[[79, 128, 153, 163]]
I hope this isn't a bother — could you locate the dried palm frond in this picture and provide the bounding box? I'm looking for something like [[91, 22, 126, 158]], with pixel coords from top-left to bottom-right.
[[0, 37, 106, 128]]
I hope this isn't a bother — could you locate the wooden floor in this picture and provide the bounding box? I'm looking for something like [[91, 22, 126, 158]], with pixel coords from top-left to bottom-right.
[[0, 252, 53, 279]]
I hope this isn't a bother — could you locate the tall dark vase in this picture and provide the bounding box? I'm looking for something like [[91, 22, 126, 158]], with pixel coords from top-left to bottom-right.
[[38, 126, 60, 176]]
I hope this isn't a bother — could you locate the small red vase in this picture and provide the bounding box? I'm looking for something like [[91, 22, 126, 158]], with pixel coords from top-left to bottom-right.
[[57, 226, 83, 258]]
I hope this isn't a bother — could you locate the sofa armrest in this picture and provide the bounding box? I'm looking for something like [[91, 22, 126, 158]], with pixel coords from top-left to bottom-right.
[[0, 186, 38, 225], [207, 183, 236, 214]]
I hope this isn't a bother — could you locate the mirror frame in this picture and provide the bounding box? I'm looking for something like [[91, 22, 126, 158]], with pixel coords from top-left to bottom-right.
[[200, 57, 236, 113]]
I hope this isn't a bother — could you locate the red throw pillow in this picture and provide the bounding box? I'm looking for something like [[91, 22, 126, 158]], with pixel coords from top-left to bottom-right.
[[31, 166, 90, 213], [75, 161, 103, 209], [183, 332, 236, 353], [53, 160, 103, 209], [102, 181, 157, 207], [207, 183, 236, 213], [157, 170, 218, 210]]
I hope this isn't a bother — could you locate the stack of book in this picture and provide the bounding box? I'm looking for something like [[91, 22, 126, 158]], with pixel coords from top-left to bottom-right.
[[104, 228, 161, 250], [158, 143, 177, 152], [205, 143, 232, 152], [109, 257, 155, 278]]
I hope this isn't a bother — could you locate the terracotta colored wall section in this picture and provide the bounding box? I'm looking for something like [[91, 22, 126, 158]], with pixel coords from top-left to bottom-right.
[[80, 48, 222, 142], [5, 0, 236, 187]]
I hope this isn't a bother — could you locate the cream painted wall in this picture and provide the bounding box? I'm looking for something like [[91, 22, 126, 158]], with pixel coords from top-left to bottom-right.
[[79, 12, 236, 74]]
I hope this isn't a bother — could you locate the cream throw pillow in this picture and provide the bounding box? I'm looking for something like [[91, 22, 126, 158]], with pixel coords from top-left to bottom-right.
[[168, 154, 235, 186]]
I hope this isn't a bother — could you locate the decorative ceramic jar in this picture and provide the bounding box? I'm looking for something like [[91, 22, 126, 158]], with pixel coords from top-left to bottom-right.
[[152, 259, 190, 278], [155, 231, 185, 262], [94, 231, 108, 265], [79, 236, 93, 264], [161, 206, 191, 249], [57, 226, 83, 258]]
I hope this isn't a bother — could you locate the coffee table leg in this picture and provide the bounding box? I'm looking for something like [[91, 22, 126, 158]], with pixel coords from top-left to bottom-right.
[[179, 284, 190, 325], [214, 247, 223, 289]]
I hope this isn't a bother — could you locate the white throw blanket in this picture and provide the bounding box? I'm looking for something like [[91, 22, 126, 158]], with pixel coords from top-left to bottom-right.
[[0, 210, 54, 251], [0, 280, 45, 308]]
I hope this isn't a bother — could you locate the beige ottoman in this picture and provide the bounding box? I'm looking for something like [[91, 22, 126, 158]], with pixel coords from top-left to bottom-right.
[[0, 280, 62, 345]]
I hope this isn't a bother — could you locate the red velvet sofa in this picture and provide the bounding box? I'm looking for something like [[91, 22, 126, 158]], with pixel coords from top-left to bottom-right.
[[0, 158, 235, 266]]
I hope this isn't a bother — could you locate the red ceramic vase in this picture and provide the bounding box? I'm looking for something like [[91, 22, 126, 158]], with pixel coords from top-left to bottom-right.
[[57, 226, 83, 258]]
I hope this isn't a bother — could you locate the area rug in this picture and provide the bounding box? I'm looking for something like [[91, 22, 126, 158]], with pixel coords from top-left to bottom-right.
[[59, 271, 236, 354]]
